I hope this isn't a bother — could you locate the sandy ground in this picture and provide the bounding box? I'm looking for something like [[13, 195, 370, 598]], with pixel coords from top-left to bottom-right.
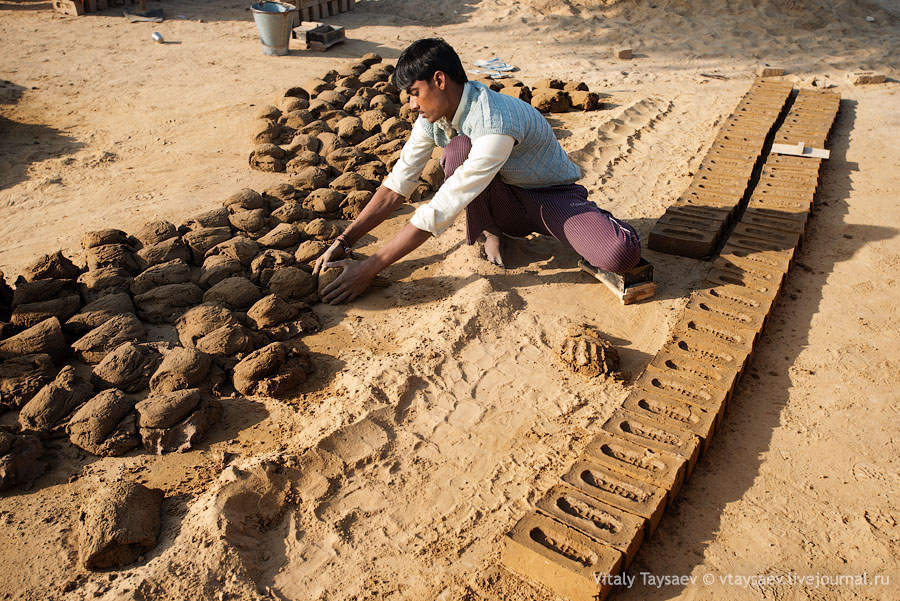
[[1, 0, 898, 600]]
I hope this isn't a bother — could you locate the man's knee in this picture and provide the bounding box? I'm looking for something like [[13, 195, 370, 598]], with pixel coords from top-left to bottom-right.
[[582, 239, 641, 274], [441, 135, 472, 178]]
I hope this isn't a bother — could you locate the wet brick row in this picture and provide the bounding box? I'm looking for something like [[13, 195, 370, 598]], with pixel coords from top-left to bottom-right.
[[499, 87, 839, 601]]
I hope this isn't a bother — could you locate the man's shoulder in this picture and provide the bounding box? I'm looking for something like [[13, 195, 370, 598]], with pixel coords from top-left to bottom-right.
[[463, 81, 537, 125]]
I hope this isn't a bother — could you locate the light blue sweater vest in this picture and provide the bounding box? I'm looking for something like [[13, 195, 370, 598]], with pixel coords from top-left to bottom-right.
[[420, 81, 581, 189]]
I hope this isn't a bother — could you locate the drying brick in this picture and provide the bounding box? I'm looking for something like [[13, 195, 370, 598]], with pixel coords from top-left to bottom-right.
[[535, 483, 644, 569], [621, 389, 717, 450], [561, 457, 667, 535], [636, 364, 731, 417], [601, 408, 701, 476], [582, 431, 687, 500], [501, 511, 622, 601]]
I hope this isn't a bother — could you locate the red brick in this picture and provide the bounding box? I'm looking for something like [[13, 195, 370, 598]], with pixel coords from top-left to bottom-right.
[[732, 101, 785, 116], [723, 118, 776, 133], [748, 190, 813, 206], [755, 65, 786, 77], [754, 178, 818, 198], [582, 431, 687, 499], [562, 457, 667, 534], [501, 511, 623, 601], [719, 122, 775, 137], [774, 127, 829, 139], [667, 325, 749, 369], [707, 140, 763, 156], [846, 70, 885, 85], [695, 163, 754, 181], [748, 78, 792, 91], [656, 212, 722, 231], [602, 408, 701, 476], [536, 483, 645, 569]]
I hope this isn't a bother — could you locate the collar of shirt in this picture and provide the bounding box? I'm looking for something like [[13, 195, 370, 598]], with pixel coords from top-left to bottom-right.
[[436, 81, 473, 139]]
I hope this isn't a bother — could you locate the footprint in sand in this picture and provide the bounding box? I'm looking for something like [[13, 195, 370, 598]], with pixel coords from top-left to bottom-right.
[[570, 96, 674, 177]]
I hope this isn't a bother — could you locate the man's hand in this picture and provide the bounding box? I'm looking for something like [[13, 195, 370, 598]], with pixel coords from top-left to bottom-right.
[[320, 258, 378, 305], [312, 240, 346, 275], [319, 223, 433, 305]]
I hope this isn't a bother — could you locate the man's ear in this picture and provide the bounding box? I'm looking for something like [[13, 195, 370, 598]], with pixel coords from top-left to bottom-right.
[[433, 70, 447, 90]]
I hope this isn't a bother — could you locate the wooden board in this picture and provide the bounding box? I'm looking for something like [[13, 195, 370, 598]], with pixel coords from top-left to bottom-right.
[[770, 142, 830, 159]]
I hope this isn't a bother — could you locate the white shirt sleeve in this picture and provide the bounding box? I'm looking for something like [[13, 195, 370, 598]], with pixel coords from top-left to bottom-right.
[[409, 133, 515, 236], [382, 117, 435, 198]]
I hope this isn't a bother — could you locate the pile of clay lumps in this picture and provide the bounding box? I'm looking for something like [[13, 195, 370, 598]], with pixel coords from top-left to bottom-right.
[[475, 76, 606, 114], [0, 186, 353, 490], [249, 52, 444, 206]]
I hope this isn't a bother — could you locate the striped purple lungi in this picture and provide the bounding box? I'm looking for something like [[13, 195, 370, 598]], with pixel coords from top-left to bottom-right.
[[441, 135, 642, 273]]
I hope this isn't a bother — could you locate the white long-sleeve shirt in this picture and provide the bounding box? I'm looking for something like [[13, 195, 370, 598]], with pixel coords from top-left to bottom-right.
[[382, 109, 515, 236]]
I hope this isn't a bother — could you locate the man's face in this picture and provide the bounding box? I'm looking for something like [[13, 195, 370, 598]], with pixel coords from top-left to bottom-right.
[[407, 72, 452, 123]]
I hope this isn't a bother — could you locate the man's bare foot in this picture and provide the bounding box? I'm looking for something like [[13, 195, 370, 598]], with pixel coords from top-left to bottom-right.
[[483, 231, 505, 267]]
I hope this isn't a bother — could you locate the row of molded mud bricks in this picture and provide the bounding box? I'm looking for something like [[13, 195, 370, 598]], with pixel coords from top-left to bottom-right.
[[498, 88, 840, 601], [647, 79, 796, 259], [295, 0, 355, 21], [52, 0, 138, 15]]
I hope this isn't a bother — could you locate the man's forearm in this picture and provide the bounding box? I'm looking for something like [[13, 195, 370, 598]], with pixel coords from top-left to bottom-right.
[[341, 185, 406, 245], [365, 223, 433, 274]]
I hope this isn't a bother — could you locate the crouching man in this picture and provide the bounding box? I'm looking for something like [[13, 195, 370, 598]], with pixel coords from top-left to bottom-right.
[[315, 38, 642, 304]]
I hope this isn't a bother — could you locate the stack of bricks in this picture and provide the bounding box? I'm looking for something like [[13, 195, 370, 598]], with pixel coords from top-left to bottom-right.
[[500, 87, 840, 601], [296, 0, 355, 21], [715, 88, 839, 295], [52, 0, 140, 16], [648, 80, 794, 259]]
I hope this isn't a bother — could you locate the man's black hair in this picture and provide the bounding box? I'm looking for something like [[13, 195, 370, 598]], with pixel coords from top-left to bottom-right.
[[393, 38, 468, 91]]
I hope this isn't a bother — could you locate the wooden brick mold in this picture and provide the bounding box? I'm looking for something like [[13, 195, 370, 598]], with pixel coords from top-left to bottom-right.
[[501, 511, 623, 601]]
